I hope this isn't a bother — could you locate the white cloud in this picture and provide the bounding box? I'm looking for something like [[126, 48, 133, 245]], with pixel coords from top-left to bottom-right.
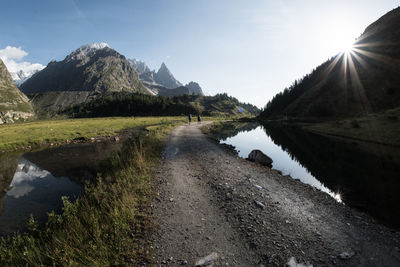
[[0, 46, 28, 61], [0, 46, 44, 84]]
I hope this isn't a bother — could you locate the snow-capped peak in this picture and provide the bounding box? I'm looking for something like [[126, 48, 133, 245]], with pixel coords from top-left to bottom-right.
[[66, 42, 111, 61], [128, 58, 151, 75], [88, 42, 110, 49], [12, 65, 44, 86]]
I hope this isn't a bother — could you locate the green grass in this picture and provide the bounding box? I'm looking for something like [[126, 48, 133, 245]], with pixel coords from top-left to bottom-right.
[[0, 116, 187, 151], [0, 123, 177, 266]]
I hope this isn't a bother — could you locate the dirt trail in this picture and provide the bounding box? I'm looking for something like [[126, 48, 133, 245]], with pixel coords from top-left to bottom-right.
[[151, 122, 400, 266]]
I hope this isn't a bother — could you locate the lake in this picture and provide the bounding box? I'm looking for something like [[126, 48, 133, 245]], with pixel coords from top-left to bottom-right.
[[215, 121, 400, 229], [0, 140, 123, 235]]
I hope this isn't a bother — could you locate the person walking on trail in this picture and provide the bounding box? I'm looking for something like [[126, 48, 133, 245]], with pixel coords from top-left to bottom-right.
[[197, 114, 201, 122], [188, 114, 192, 124]]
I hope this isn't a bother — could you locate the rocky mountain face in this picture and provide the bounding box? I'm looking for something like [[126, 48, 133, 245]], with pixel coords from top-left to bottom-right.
[[0, 59, 34, 123], [128, 59, 205, 97], [154, 62, 183, 89], [260, 7, 400, 120], [185, 81, 204, 95], [20, 43, 149, 95]]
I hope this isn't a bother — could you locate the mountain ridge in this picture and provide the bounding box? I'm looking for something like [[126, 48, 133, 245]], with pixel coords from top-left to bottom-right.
[[20, 43, 149, 95]]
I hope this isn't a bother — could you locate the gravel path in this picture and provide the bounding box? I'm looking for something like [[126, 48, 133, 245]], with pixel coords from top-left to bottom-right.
[[151, 122, 400, 266]]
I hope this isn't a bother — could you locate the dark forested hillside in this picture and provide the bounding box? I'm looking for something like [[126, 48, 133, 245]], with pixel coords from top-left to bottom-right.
[[61, 93, 260, 118], [260, 7, 400, 120]]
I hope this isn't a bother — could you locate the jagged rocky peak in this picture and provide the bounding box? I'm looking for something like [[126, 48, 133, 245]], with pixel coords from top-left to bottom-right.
[[185, 81, 204, 96], [65, 42, 112, 61], [154, 62, 182, 89], [128, 59, 151, 75]]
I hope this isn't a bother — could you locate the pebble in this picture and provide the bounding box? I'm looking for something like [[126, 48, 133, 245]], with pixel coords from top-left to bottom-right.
[[254, 200, 265, 209], [195, 252, 219, 266], [254, 184, 262, 190], [339, 251, 355, 260]]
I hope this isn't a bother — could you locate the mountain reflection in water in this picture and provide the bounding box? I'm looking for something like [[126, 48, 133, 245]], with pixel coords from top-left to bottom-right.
[[0, 140, 123, 235], [0, 157, 83, 235]]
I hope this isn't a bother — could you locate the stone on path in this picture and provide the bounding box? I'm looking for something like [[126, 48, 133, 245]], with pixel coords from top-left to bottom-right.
[[195, 252, 219, 266]]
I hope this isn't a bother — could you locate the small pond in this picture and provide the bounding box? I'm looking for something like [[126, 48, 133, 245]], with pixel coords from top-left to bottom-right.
[[215, 122, 400, 228], [0, 140, 123, 235]]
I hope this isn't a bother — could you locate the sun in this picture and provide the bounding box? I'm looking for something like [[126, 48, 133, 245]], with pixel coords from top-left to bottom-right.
[[341, 40, 355, 53], [333, 33, 356, 54], [323, 19, 357, 55]]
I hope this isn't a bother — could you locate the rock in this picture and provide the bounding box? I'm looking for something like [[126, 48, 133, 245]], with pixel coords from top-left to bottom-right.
[[286, 257, 313, 267], [254, 200, 265, 209], [247, 149, 273, 167], [254, 184, 262, 190], [339, 251, 355, 260], [113, 136, 120, 142], [195, 252, 219, 266]]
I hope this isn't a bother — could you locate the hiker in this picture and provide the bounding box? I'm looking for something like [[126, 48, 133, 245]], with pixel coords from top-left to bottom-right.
[[197, 114, 201, 122], [188, 114, 192, 123]]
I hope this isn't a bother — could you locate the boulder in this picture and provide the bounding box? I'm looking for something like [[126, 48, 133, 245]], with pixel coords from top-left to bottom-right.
[[247, 149, 273, 167]]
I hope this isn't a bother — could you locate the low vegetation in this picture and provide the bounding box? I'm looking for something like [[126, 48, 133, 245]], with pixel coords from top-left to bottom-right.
[[0, 123, 175, 266]]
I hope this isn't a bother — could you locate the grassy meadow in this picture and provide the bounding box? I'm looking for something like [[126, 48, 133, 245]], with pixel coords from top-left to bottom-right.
[[0, 116, 187, 151]]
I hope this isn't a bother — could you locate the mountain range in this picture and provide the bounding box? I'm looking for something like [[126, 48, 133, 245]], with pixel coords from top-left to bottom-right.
[[0, 59, 34, 123], [17, 43, 206, 113], [260, 7, 400, 120], [128, 59, 204, 96]]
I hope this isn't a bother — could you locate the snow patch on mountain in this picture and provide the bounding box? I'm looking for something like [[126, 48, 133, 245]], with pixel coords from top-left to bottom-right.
[[128, 58, 151, 75], [0, 46, 44, 86], [89, 42, 110, 49]]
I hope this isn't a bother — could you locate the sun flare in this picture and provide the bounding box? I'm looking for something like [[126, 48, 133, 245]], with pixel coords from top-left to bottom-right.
[[341, 41, 355, 53]]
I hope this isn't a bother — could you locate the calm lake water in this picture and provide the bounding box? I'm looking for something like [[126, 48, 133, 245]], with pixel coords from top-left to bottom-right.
[[0, 140, 123, 235], [216, 122, 400, 228]]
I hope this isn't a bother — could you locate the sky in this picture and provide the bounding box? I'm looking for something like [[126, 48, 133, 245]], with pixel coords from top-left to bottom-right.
[[0, 0, 398, 108]]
